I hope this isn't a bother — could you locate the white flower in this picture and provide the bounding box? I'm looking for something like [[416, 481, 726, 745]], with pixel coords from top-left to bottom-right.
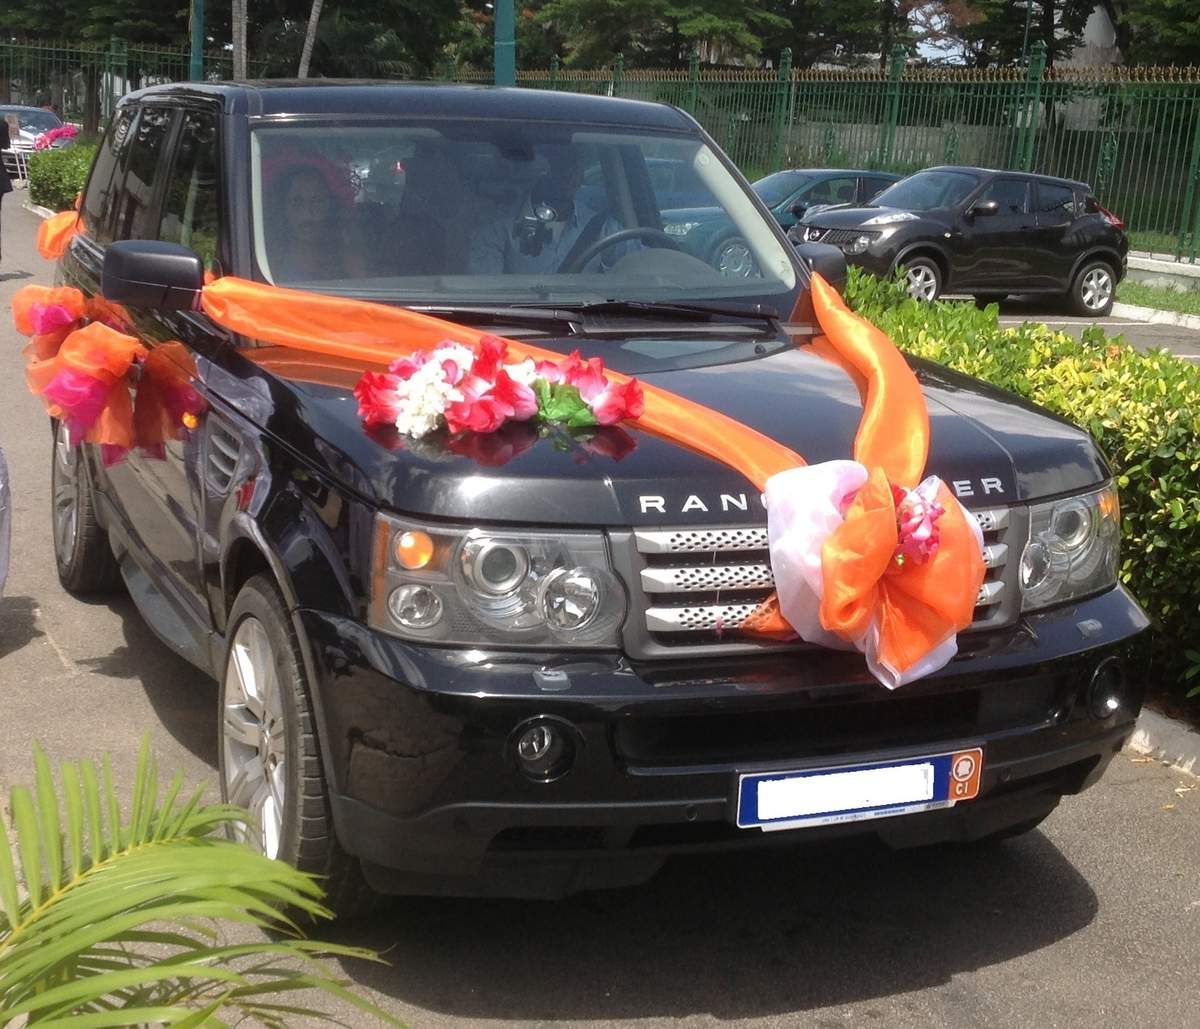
[[392, 355, 465, 437], [505, 358, 538, 386]]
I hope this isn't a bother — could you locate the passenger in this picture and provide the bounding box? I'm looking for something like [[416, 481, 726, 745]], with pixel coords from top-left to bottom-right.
[[266, 164, 362, 282], [469, 146, 630, 275]]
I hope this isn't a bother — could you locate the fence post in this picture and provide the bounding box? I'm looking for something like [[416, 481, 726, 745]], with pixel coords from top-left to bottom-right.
[[105, 37, 127, 122], [1178, 103, 1200, 262], [769, 47, 792, 173], [879, 44, 905, 167], [612, 52, 624, 97], [687, 50, 699, 112], [549, 54, 559, 90], [1018, 40, 1046, 172]]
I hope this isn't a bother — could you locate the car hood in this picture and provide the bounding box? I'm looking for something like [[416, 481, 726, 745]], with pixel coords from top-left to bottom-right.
[[219, 340, 1108, 527], [803, 205, 925, 229]]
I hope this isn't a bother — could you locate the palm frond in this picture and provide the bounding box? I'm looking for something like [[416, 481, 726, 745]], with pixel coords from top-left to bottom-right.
[[0, 737, 400, 1026]]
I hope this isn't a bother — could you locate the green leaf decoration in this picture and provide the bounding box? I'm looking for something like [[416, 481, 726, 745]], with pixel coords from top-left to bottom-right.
[[534, 380, 598, 428], [0, 736, 402, 1026]]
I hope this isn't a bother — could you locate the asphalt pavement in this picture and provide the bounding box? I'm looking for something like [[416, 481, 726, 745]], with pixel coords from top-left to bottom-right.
[[1, 200, 1198, 1028]]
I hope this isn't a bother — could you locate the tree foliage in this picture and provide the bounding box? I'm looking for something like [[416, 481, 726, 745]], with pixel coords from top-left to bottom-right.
[[1122, 0, 1200, 66]]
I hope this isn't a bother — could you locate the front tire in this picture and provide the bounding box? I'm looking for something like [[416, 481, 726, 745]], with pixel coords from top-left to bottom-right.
[[1070, 260, 1115, 316], [712, 236, 758, 279], [900, 256, 942, 301], [219, 574, 373, 916], [51, 420, 122, 594]]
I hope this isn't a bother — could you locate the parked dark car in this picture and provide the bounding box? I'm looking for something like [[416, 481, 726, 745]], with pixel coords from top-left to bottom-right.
[[663, 168, 901, 278], [1, 104, 74, 180], [791, 166, 1129, 315], [51, 83, 1146, 906]]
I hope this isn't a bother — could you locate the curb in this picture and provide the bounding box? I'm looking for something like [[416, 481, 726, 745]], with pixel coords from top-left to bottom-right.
[[1128, 707, 1200, 777], [1111, 301, 1200, 332], [21, 200, 55, 221]]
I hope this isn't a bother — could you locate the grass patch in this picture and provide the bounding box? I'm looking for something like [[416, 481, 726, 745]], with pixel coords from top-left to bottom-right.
[[1116, 280, 1200, 317]]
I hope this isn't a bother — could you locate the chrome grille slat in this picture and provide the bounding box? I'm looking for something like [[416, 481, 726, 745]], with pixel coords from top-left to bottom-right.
[[630, 507, 1016, 644]]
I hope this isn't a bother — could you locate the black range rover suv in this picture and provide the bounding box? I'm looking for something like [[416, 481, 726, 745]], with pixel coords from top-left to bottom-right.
[[51, 82, 1148, 905]]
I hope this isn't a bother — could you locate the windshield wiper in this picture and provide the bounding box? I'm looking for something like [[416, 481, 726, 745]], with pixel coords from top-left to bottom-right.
[[405, 305, 583, 331], [569, 299, 781, 323]]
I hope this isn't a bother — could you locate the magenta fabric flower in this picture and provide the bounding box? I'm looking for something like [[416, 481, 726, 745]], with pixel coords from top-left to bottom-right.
[[892, 480, 945, 565]]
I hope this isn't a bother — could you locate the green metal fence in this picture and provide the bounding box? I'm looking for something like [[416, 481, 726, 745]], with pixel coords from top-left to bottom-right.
[[456, 43, 1200, 262], [0, 40, 257, 134], [4, 38, 1199, 261]]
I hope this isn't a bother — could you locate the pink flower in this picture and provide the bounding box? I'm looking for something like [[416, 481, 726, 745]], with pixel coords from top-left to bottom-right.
[[387, 353, 429, 379], [561, 351, 608, 400], [892, 481, 945, 565], [587, 378, 644, 425], [354, 370, 405, 427]]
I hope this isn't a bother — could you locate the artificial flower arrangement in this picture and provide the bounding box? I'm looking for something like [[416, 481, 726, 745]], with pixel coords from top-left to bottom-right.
[[33, 124, 78, 150], [354, 336, 644, 438]]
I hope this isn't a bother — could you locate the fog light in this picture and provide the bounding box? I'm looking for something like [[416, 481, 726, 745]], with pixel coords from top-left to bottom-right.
[[1087, 658, 1127, 720], [387, 584, 442, 629], [511, 718, 576, 782]]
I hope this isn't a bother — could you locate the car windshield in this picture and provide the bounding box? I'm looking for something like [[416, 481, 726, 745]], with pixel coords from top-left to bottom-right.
[[3, 109, 61, 134], [872, 170, 980, 211], [752, 170, 813, 207], [249, 118, 797, 305]]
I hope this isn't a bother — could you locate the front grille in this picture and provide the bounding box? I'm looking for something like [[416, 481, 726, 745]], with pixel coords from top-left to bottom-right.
[[613, 506, 1023, 657], [800, 227, 879, 246]]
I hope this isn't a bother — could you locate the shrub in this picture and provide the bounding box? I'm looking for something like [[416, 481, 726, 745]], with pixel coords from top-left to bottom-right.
[[27, 144, 96, 212], [846, 267, 1200, 698]]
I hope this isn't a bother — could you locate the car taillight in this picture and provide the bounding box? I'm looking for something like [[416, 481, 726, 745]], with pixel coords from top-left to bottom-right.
[[1098, 204, 1124, 230]]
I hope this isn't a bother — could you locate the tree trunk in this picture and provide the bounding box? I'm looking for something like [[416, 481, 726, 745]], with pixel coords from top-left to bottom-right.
[[298, 0, 325, 78], [232, 0, 248, 79]]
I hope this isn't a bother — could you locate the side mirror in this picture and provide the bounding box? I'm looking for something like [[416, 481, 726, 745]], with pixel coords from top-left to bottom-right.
[[968, 200, 1000, 219], [789, 200, 808, 217], [101, 240, 203, 311], [793, 242, 847, 296]]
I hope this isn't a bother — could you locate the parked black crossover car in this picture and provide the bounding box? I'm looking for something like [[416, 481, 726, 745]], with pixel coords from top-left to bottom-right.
[[50, 83, 1147, 905], [791, 166, 1129, 315]]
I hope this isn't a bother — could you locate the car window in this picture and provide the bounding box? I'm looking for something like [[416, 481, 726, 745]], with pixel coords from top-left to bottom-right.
[[805, 176, 857, 205], [872, 170, 980, 211], [1035, 182, 1076, 220], [110, 105, 177, 243], [80, 107, 137, 245], [978, 177, 1030, 215], [158, 109, 221, 273], [752, 170, 814, 207], [862, 176, 894, 200]]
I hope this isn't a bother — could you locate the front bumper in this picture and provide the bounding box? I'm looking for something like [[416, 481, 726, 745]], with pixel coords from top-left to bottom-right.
[[299, 585, 1149, 897]]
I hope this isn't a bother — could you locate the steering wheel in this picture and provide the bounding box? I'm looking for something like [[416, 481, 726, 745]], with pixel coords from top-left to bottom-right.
[[557, 227, 682, 274]]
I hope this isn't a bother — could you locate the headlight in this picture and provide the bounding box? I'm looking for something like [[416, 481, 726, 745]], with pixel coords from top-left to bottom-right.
[[664, 221, 701, 237], [1020, 483, 1120, 612], [861, 211, 918, 227], [843, 234, 873, 255], [369, 513, 626, 647]]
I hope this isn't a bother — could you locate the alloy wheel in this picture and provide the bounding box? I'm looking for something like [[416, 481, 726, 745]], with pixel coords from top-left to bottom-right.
[[904, 263, 939, 301], [222, 616, 288, 859], [52, 425, 80, 564], [716, 239, 757, 278], [1081, 267, 1113, 312]]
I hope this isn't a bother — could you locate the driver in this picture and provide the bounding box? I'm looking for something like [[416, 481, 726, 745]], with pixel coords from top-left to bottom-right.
[[469, 146, 630, 275]]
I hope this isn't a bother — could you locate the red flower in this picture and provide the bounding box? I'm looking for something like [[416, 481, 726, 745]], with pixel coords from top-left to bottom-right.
[[353, 370, 404, 427], [387, 353, 428, 380], [561, 350, 608, 400]]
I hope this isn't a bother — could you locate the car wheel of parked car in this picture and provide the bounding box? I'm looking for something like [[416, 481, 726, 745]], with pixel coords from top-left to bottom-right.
[[219, 574, 374, 916], [901, 257, 942, 301], [1070, 260, 1115, 316], [713, 236, 758, 278], [51, 420, 123, 594]]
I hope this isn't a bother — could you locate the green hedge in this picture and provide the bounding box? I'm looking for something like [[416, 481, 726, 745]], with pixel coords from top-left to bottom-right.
[[27, 145, 96, 213], [847, 269, 1200, 698]]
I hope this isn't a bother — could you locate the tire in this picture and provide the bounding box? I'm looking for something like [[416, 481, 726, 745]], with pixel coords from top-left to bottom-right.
[[51, 420, 122, 594], [219, 573, 374, 917], [712, 236, 758, 279], [1069, 259, 1115, 317], [900, 256, 942, 301], [973, 293, 1007, 308]]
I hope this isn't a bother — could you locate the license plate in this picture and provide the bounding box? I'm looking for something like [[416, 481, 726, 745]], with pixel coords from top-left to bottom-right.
[[736, 748, 983, 831]]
